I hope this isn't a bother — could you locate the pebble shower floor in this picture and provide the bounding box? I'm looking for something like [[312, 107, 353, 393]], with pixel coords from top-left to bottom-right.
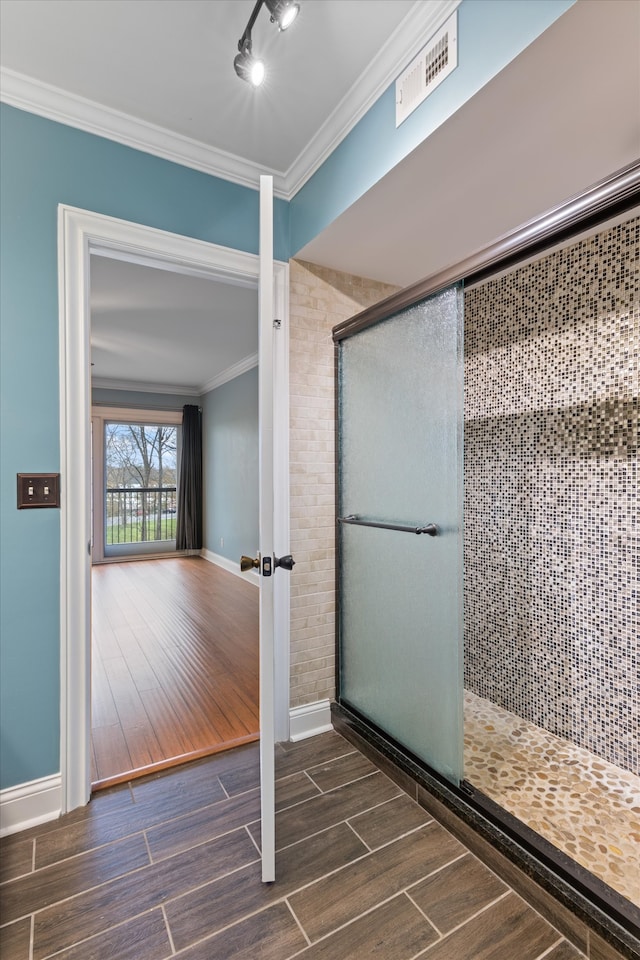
[[464, 689, 640, 907]]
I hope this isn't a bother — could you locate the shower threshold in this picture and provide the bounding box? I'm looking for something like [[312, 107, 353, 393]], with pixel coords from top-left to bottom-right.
[[332, 699, 639, 956], [464, 689, 639, 909]]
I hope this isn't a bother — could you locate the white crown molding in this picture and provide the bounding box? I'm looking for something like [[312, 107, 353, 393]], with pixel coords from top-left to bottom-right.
[[200, 352, 258, 395], [1, 1, 458, 202], [91, 377, 201, 396], [92, 350, 259, 398], [283, 0, 461, 196], [0, 67, 287, 198]]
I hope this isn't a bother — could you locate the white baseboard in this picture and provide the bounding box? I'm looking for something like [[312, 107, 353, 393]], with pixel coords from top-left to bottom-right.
[[1, 702, 333, 835], [289, 699, 333, 742], [201, 548, 260, 585], [0, 774, 61, 837]]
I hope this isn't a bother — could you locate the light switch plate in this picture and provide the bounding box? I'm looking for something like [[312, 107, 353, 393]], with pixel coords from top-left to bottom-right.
[[17, 473, 60, 509]]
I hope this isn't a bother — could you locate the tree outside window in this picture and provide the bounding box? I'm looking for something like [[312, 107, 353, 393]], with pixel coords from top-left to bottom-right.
[[105, 423, 178, 543]]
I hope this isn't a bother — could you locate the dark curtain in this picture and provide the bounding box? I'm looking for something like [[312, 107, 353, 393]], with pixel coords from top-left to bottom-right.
[[176, 404, 203, 550]]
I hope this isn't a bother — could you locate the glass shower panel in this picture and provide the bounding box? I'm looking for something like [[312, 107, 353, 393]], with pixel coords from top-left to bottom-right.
[[338, 284, 463, 784]]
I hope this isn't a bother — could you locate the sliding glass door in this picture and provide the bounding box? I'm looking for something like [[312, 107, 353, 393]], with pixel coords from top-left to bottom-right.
[[336, 284, 464, 784], [91, 407, 182, 561]]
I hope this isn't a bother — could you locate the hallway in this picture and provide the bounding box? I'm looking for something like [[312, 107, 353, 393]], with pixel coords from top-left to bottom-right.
[[0, 731, 594, 959]]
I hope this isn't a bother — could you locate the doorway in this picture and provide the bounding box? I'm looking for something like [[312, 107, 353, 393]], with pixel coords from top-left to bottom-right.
[[58, 205, 290, 813], [90, 555, 260, 787], [87, 260, 261, 787], [88, 254, 260, 787]]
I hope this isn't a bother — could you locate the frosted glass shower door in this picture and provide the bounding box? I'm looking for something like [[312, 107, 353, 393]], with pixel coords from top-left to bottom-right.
[[337, 284, 463, 784]]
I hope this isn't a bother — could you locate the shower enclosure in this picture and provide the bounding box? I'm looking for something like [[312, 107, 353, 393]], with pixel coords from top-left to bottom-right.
[[333, 161, 640, 942], [461, 214, 639, 910], [336, 284, 464, 785]]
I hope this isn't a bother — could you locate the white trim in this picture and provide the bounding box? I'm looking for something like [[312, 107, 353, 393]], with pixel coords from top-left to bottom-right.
[[201, 548, 260, 585], [289, 701, 333, 742], [258, 175, 276, 882], [59, 204, 290, 814], [59, 203, 93, 815], [200, 352, 259, 395], [91, 406, 183, 424], [1, 2, 458, 200], [272, 262, 291, 744], [92, 350, 260, 398], [0, 775, 62, 837], [284, 0, 460, 196], [0, 68, 286, 197], [85, 216, 265, 284], [92, 377, 201, 396]]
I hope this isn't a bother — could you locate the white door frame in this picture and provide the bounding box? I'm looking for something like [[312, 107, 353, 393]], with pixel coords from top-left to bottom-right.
[[58, 203, 290, 813]]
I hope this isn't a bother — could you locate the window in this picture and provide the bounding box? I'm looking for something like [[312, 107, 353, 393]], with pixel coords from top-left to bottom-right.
[[91, 407, 182, 561]]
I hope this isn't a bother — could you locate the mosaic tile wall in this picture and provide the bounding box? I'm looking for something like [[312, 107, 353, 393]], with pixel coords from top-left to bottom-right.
[[288, 260, 398, 708], [463, 217, 639, 775]]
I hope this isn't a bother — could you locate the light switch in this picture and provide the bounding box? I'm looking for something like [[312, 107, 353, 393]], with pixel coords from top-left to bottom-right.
[[17, 473, 60, 509]]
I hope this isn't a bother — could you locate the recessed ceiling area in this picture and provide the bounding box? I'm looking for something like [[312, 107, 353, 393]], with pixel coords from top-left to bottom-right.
[[299, 0, 640, 288], [90, 256, 258, 395]]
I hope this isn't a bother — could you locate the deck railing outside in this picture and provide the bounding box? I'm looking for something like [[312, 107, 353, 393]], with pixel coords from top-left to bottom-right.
[[106, 487, 177, 544]]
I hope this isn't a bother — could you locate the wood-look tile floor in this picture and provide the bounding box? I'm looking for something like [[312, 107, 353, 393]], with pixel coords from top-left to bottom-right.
[[0, 731, 587, 960]]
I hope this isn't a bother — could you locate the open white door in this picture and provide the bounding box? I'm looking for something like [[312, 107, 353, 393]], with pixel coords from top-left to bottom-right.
[[258, 174, 276, 882], [240, 175, 291, 881]]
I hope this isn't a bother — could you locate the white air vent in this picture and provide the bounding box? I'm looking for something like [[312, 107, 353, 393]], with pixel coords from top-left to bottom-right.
[[395, 10, 458, 127]]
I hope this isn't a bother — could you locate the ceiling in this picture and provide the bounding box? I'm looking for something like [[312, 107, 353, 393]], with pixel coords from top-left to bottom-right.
[[2, 0, 638, 393], [90, 256, 258, 394], [0, 0, 423, 193]]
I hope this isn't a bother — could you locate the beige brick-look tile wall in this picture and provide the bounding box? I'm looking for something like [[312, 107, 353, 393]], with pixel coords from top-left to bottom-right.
[[288, 259, 399, 708]]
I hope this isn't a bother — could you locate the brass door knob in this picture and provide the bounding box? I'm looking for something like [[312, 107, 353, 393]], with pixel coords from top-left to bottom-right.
[[240, 555, 260, 572]]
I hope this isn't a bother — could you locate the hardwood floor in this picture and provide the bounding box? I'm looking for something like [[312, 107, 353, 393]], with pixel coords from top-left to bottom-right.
[[91, 557, 259, 788], [0, 731, 599, 960]]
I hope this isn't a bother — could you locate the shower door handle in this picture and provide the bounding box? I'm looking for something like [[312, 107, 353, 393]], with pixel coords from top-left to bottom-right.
[[338, 515, 438, 536]]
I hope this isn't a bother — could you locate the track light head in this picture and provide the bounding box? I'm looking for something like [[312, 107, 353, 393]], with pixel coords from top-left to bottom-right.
[[234, 0, 300, 86], [265, 0, 300, 31], [234, 39, 265, 87]]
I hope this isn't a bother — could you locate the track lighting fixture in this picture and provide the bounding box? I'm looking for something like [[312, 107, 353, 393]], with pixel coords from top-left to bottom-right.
[[234, 39, 265, 87], [265, 0, 300, 31], [234, 0, 300, 87]]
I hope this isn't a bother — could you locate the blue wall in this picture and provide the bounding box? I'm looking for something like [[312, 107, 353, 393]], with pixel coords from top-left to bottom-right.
[[202, 368, 259, 566], [290, 0, 574, 254], [0, 105, 284, 791]]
